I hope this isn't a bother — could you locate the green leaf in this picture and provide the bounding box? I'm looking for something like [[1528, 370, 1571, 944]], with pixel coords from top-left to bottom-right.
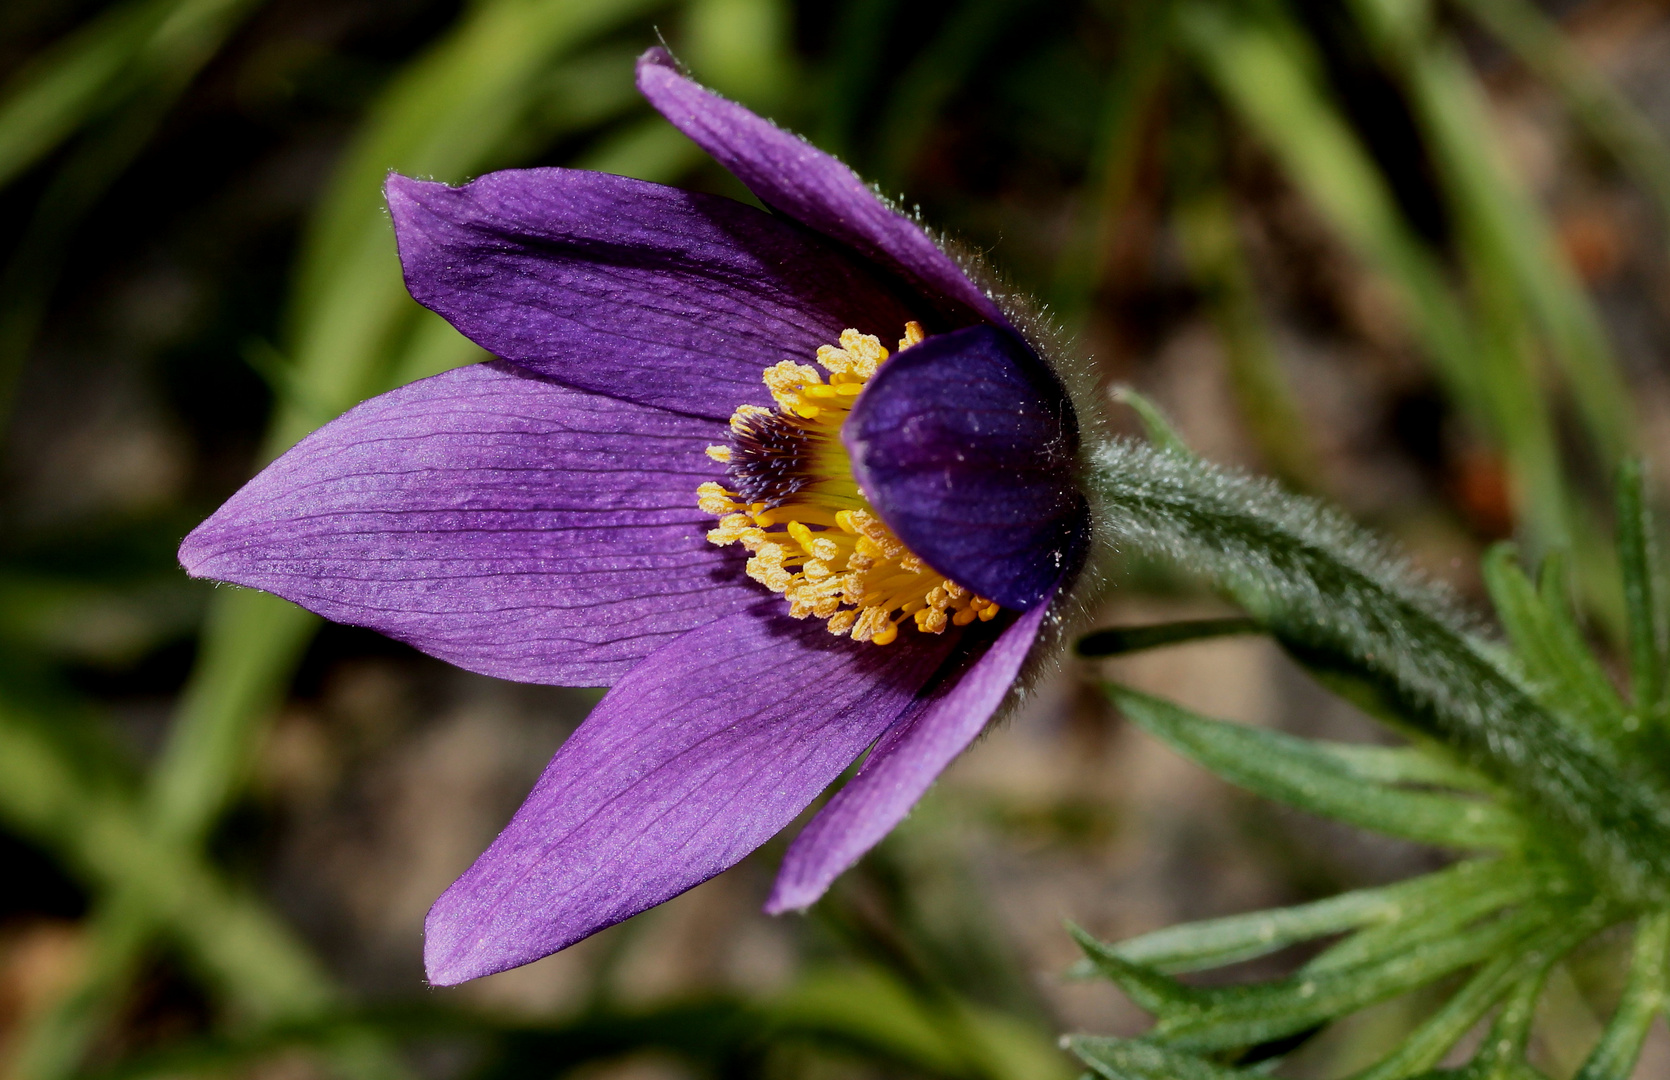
[[1615, 460, 1668, 731], [1353, 947, 1537, 1080], [1106, 684, 1526, 850], [1069, 924, 1204, 1017], [1073, 859, 1522, 976], [1480, 544, 1628, 746], [1572, 910, 1670, 1080], [1075, 617, 1260, 659], [1088, 439, 1670, 906], [1110, 386, 1192, 458], [1312, 743, 1496, 794], [1152, 903, 1587, 1053], [1070, 1036, 1254, 1080], [1300, 863, 1541, 976]]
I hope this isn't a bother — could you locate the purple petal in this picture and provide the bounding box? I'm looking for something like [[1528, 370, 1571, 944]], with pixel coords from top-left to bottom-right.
[[387, 169, 919, 422], [843, 325, 1087, 609], [764, 601, 1049, 913], [423, 612, 958, 984], [179, 362, 763, 687], [635, 48, 1005, 330]]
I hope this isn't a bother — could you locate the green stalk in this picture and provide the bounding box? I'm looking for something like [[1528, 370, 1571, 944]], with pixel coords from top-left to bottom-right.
[[1088, 438, 1670, 905]]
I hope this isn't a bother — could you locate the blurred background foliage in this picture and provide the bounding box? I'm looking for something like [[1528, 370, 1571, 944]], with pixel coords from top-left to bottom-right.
[[3, 0, 1670, 1077]]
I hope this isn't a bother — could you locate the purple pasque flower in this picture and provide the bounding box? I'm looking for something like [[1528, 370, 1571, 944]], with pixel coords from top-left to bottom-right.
[[179, 47, 1092, 985]]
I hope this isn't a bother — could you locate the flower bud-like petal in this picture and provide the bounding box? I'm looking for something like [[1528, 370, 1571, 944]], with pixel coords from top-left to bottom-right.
[[843, 325, 1087, 609]]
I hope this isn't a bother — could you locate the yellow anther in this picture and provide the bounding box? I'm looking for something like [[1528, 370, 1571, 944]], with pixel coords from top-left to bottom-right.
[[698, 324, 1000, 645], [697, 481, 737, 515], [764, 360, 821, 390]]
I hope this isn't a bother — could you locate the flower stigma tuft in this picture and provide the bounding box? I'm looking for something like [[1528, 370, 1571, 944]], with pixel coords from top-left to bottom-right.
[[699, 323, 1000, 645]]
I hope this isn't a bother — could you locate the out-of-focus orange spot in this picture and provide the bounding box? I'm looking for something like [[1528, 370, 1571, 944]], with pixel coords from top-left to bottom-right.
[[0, 920, 87, 1071], [1452, 450, 1515, 539], [1559, 205, 1627, 284]]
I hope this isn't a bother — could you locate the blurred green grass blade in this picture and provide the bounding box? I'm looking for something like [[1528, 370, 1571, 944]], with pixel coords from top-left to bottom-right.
[[572, 113, 707, 179], [0, 0, 262, 189], [1073, 859, 1517, 976], [1615, 460, 1668, 727], [1174, 1, 1476, 408], [811, 0, 893, 156], [0, 695, 332, 1018], [1172, 182, 1320, 491], [683, 0, 794, 109], [1347, 1, 1635, 502], [57, 7, 682, 1076], [1069, 1036, 1251, 1080], [774, 965, 1075, 1080], [1075, 616, 1260, 658], [0, 0, 260, 431], [1455, 0, 1670, 239], [1462, 237, 1571, 550], [1110, 386, 1191, 456], [872, 0, 1025, 188], [1481, 544, 1627, 746], [0, 572, 200, 664], [12, 895, 154, 1080], [281, 0, 670, 458], [1176, 0, 1585, 551], [1106, 683, 1527, 850], [1572, 910, 1670, 1080], [1051, 0, 1169, 320], [150, 591, 317, 841]]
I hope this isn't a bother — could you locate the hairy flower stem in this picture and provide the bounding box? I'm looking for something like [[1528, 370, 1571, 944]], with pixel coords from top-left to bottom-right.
[[1088, 439, 1670, 905]]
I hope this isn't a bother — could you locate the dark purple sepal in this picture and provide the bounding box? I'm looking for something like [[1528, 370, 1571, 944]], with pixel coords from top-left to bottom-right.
[[386, 169, 917, 422], [843, 325, 1087, 610], [422, 611, 957, 984], [635, 48, 1005, 332]]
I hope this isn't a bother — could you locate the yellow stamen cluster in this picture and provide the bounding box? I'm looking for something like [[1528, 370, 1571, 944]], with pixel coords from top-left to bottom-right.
[[698, 322, 1000, 645]]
